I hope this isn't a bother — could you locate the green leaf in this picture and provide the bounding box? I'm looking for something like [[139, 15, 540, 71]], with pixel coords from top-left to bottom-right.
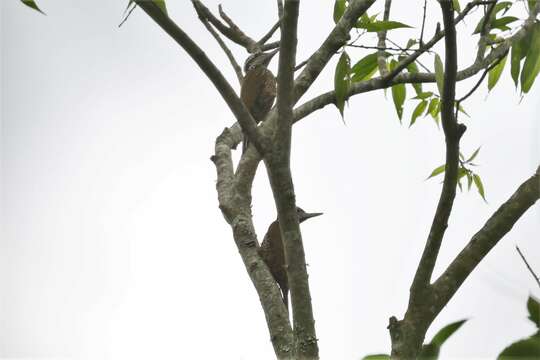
[[491, 16, 519, 31], [467, 173, 473, 190], [473, 3, 513, 34], [334, 51, 351, 119], [407, 62, 423, 95], [473, 174, 486, 201], [488, 53, 508, 91], [406, 38, 418, 49], [392, 82, 406, 121], [521, 23, 540, 93], [430, 319, 468, 347], [427, 164, 446, 179], [356, 20, 413, 32], [434, 54, 444, 96], [466, 147, 481, 163], [457, 103, 469, 117], [498, 333, 540, 359], [362, 355, 391, 360], [528, 296, 540, 328], [410, 100, 428, 127], [351, 53, 379, 82], [452, 0, 461, 13], [427, 97, 440, 119], [413, 91, 433, 100], [153, 0, 167, 14], [20, 0, 45, 14], [333, 0, 347, 24], [511, 40, 523, 87], [495, 1, 513, 15]]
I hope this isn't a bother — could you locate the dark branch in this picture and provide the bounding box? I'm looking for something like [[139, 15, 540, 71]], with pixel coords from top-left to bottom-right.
[[516, 246, 540, 289], [410, 0, 462, 299]]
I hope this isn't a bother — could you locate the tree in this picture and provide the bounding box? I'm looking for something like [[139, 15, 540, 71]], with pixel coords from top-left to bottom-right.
[[12, 0, 540, 359]]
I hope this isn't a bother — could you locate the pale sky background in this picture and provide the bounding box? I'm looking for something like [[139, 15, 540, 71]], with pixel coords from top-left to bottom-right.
[[1, 0, 539, 359]]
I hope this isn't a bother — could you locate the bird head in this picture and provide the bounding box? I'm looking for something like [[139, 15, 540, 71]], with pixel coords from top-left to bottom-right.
[[296, 207, 323, 223], [244, 49, 279, 73]]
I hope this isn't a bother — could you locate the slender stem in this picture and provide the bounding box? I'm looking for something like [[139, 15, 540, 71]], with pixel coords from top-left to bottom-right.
[[516, 246, 540, 289], [200, 18, 244, 85]]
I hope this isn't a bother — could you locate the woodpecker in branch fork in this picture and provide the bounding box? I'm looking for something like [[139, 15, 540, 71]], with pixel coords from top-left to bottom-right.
[[258, 207, 323, 310], [240, 49, 278, 153]]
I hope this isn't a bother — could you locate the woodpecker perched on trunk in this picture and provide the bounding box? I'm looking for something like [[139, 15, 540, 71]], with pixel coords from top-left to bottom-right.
[[240, 49, 278, 153], [258, 207, 323, 310]]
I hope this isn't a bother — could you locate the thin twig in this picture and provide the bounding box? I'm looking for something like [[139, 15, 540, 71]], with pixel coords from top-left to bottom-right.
[[410, 0, 463, 297], [294, 59, 308, 71], [516, 246, 540, 289], [258, 19, 281, 46], [119, 2, 137, 28], [455, 49, 508, 121], [420, 0, 427, 46], [200, 18, 244, 85]]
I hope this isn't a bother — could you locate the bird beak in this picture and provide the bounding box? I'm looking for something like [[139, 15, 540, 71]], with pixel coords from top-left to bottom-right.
[[302, 212, 323, 220], [261, 48, 279, 65]]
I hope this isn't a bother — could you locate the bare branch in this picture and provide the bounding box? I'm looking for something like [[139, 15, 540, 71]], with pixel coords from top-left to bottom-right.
[[258, 18, 281, 46], [199, 17, 244, 85], [266, 0, 319, 357], [516, 246, 540, 289], [419, 0, 427, 45], [410, 0, 463, 298], [432, 167, 540, 311], [475, 1, 497, 63], [455, 49, 508, 121], [192, 0, 259, 52], [211, 128, 294, 359]]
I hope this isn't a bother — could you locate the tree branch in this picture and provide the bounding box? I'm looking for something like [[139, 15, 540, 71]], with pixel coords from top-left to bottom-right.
[[258, 18, 281, 47], [136, 1, 267, 154], [432, 167, 540, 311], [211, 129, 295, 359], [292, 0, 377, 103], [293, 0, 539, 123], [516, 246, 540, 289], [199, 16, 244, 85], [410, 0, 463, 296], [376, 0, 392, 75], [265, 0, 320, 357]]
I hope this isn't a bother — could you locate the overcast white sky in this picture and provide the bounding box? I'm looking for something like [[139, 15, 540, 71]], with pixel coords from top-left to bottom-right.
[[1, 1, 539, 359]]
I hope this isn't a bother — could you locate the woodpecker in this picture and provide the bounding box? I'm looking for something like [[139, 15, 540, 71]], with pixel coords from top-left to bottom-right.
[[258, 207, 323, 310], [240, 49, 278, 153]]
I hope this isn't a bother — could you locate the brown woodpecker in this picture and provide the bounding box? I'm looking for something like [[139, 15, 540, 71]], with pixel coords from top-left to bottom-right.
[[258, 207, 323, 309], [240, 49, 278, 153]]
